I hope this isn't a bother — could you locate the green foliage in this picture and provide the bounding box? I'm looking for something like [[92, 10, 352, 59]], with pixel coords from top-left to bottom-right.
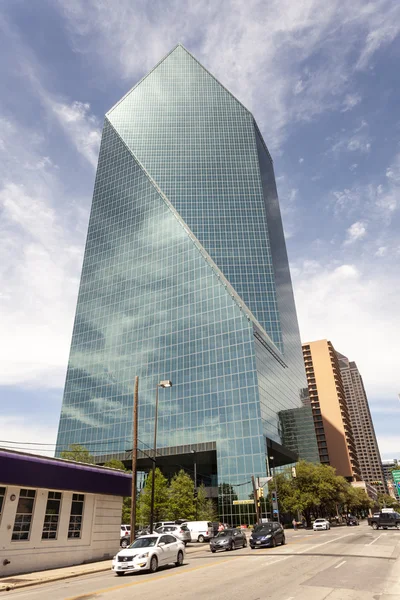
[[377, 494, 400, 511], [271, 460, 353, 526], [137, 468, 169, 524], [344, 486, 373, 513], [197, 484, 218, 521], [168, 470, 196, 520], [122, 496, 131, 525], [60, 444, 95, 464], [103, 459, 127, 471]]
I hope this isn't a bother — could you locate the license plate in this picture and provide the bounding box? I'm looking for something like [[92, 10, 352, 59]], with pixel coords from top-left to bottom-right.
[[120, 565, 129, 569], [256, 541, 261, 545]]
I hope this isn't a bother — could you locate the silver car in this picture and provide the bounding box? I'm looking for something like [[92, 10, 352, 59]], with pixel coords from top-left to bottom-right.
[[156, 524, 191, 545]]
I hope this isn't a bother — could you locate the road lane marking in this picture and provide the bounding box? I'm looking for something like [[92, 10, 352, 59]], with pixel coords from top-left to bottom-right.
[[64, 556, 241, 600], [365, 533, 384, 546], [65, 531, 357, 600], [334, 560, 346, 569]]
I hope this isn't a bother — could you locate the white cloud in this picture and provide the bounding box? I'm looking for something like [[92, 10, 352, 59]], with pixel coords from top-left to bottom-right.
[[0, 416, 57, 457], [293, 260, 400, 402], [330, 120, 371, 155], [341, 93, 362, 112], [344, 221, 367, 244], [56, 0, 400, 150], [46, 100, 101, 169], [375, 246, 387, 257], [0, 117, 87, 388]]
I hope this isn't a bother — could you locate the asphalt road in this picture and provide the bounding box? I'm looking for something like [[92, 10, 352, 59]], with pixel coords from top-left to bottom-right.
[[5, 522, 400, 600]]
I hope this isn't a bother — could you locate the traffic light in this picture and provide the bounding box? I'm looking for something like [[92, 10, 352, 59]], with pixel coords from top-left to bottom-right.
[[371, 481, 382, 486], [271, 490, 278, 502], [256, 487, 264, 499]]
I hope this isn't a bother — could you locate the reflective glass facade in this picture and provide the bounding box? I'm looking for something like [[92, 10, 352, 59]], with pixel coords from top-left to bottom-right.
[[56, 45, 318, 523]]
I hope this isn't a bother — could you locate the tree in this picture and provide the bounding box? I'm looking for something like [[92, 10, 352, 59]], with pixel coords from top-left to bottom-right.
[[168, 470, 196, 520], [272, 460, 349, 527], [197, 484, 218, 521], [60, 444, 95, 464], [103, 459, 127, 470], [344, 486, 373, 514], [377, 494, 400, 511], [137, 468, 169, 524]]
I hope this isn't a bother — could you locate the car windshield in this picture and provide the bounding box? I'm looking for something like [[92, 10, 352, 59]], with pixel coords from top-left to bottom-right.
[[216, 530, 232, 537], [315, 519, 325, 523], [129, 537, 158, 548], [254, 525, 273, 534]]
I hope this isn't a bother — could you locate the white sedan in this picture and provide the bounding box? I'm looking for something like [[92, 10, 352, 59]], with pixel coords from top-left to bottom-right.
[[112, 533, 185, 576], [313, 518, 331, 531]]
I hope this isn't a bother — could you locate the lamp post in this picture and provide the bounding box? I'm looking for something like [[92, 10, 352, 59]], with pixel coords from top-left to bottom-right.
[[149, 380, 172, 533], [269, 455, 279, 522], [191, 449, 197, 519]]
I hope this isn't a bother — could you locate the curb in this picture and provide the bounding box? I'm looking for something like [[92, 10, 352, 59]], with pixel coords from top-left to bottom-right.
[[0, 543, 209, 592]]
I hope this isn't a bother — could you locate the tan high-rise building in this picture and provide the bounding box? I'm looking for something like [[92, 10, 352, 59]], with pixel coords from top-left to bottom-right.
[[336, 352, 386, 495], [302, 340, 360, 480]]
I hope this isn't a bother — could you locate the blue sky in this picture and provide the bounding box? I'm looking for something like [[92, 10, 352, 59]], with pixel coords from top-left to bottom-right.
[[0, 0, 399, 461]]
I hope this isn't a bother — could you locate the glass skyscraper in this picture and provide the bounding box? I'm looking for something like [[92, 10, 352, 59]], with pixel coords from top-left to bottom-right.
[[56, 45, 318, 523]]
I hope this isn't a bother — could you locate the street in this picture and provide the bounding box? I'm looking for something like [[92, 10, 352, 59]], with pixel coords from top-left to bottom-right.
[[5, 522, 400, 600]]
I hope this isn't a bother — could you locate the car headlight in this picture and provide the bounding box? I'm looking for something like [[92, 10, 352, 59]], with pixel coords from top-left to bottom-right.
[[113, 556, 116, 559], [137, 552, 149, 559], [263, 535, 272, 540]]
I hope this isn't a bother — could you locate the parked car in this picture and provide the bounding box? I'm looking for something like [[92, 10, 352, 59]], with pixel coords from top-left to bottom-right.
[[210, 528, 247, 552], [346, 515, 359, 526], [250, 522, 285, 548], [112, 533, 185, 576], [120, 524, 131, 538], [154, 521, 177, 530], [368, 511, 400, 530], [184, 521, 214, 543], [120, 535, 130, 548], [155, 524, 191, 545], [313, 519, 330, 531]]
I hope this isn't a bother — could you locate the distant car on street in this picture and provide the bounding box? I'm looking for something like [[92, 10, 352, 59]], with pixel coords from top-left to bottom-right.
[[250, 522, 285, 548], [112, 534, 185, 575], [120, 524, 131, 537], [346, 515, 359, 526], [155, 523, 191, 545], [210, 529, 247, 552], [313, 519, 330, 531]]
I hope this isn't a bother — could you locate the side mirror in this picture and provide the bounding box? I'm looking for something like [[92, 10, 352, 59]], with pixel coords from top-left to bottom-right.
[[158, 542, 165, 547]]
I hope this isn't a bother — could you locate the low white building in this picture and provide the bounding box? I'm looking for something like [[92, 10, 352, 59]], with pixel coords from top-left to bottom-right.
[[0, 449, 131, 576]]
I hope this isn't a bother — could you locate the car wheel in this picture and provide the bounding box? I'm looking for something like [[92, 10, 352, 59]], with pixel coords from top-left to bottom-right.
[[198, 535, 205, 543], [121, 539, 129, 548], [243, 539, 247, 548], [211, 549, 216, 553], [175, 550, 184, 567], [271, 537, 277, 548], [281, 535, 286, 545], [116, 572, 125, 576], [149, 555, 158, 573], [372, 523, 379, 530]]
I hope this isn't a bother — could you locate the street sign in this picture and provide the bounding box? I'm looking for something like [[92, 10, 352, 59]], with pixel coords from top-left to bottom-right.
[[392, 470, 400, 492], [233, 499, 254, 505]]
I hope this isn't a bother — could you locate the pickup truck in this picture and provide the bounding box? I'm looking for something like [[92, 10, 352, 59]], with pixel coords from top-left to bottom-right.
[[368, 511, 400, 530]]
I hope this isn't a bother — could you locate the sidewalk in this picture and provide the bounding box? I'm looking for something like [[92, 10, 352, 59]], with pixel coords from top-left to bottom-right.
[[0, 543, 207, 592]]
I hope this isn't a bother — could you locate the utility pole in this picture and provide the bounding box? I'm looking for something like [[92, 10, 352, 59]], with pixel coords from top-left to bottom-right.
[[130, 376, 139, 542], [251, 475, 260, 524]]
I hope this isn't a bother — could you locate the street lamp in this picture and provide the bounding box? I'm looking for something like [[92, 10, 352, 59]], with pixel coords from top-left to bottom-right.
[[149, 380, 172, 533], [191, 449, 197, 519]]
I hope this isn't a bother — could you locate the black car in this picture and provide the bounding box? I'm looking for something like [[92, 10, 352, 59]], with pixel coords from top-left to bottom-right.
[[210, 529, 247, 552], [346, 516, 359, 526], [250, 522, 285, 548]]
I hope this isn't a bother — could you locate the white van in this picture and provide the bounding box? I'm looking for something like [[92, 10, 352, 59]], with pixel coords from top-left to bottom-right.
[[184, 521, 213, 543]]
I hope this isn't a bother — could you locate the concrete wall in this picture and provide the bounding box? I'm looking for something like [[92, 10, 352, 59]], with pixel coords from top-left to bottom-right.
[[0, 485, 122, 576]]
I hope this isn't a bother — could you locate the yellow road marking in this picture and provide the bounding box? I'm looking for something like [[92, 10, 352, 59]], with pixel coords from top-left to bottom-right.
[[64, 556, 240, 600]]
